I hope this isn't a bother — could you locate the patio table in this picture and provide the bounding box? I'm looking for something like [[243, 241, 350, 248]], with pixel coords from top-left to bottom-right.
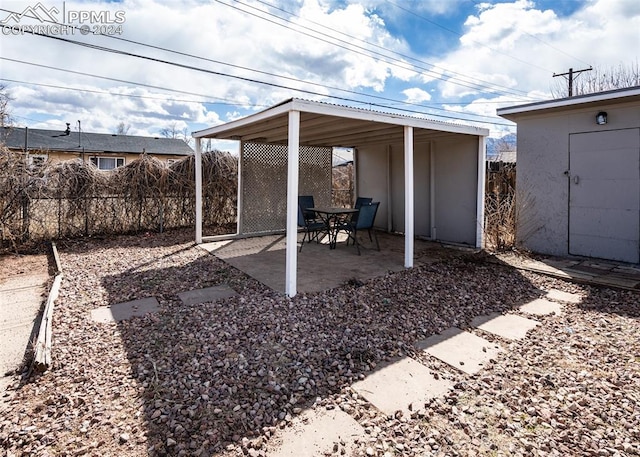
[[308, 207, 358, 249]]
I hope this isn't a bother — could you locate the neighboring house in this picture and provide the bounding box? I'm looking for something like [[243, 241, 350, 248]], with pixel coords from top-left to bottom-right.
[[1, 126, 194, 170], [497, 85, 640, 264]]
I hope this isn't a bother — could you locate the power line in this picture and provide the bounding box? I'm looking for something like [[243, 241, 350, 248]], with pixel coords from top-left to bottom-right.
[[0, 3, 540, 108], [385, 0, 555, 75], [215, 0, 531, 98], [2, 19, 532, 122], [0, 7, 525, 128], [1, 29, 519, 126], [0, 77, 256, 108], [2, 56, 518, 128], [0, 5, 531, 101], [1, 77, 530, 109]]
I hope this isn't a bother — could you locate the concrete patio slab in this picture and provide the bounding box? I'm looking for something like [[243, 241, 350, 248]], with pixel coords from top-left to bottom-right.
[[201, 233, 473, 294], [90, 297, 160, 323], [519, 298, 564, 316], [351, 356, 453, 416], [471, 313, 539, 340], [204, 234, 393, 294], [415, 327, 503, 375], [177, 285, 237, 306], [266, 407, 364, 457], [546, 289, 582, 304]]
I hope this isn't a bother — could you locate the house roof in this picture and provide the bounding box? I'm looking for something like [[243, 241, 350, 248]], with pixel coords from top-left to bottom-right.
[[193, 98, 489, 147], [1, 127, 194, 156], [497, 85, 640, 120]]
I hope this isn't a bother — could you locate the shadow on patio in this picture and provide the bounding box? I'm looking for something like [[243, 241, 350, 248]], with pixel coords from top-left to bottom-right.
[[96, 233, 547, 455], [200, 231, 477, 294]]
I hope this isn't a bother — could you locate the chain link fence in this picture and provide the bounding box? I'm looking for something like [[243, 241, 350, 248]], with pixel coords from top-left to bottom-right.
[[1, 149, 237, 252]]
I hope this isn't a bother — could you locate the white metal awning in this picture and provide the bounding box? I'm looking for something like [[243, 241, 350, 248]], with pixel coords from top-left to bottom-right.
[[193, 98, 488, 146], [192, 98, 489, 297]]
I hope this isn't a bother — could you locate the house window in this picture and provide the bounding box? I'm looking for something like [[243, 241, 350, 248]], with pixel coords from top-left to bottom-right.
[[90, 157, 125, 170], [28, 154, 48, 168]]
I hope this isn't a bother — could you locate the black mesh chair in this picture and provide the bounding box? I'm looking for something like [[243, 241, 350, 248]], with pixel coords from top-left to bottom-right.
[[298, 195, 317, 222], [351, 196, 373, 223], [354, 196, 373, 209], [298, 204, 327, 252], [340, 201, 380, 255]]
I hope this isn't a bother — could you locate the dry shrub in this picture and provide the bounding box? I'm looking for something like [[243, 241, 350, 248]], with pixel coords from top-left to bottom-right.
[[111, 154, 169, 232], [169, 151, 238, 227], [0, 148, 50, 248], [332, 162, 353, 207], [0, 149, 238, 251], [48, 159, 108, 215], [484, 163, 540, 252], [484, 163, 516, 251]]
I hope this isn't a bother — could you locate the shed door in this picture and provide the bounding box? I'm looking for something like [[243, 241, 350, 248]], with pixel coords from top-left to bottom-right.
[[569, 129, 640, 263]]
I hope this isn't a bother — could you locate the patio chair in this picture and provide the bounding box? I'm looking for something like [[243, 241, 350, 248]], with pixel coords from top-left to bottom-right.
[[298, 204, 327, 252], [351, 196, 373, 223], [354, 196, 373, 209], [340, 201, 380, 255], [298, 195, 317, 222]]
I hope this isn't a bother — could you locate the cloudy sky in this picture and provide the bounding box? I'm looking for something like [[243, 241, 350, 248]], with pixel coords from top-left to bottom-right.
[[1, 0, 638, 148]]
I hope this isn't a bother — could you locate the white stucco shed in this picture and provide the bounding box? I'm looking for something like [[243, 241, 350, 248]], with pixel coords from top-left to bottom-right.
[[193, 98, 489, 296]]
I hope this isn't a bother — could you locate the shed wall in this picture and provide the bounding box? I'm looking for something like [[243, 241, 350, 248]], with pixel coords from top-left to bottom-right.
[[514, 100, 640, 260]]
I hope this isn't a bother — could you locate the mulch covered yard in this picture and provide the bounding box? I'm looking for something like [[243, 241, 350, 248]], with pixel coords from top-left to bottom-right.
[[1, 228, 638, 456]]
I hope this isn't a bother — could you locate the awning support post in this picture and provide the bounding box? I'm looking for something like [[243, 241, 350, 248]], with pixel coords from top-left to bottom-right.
[[476, 136, 486, 249], [285, 110, 300, 297], [404, 126, 414, 268], [195, 137, 202, 244]]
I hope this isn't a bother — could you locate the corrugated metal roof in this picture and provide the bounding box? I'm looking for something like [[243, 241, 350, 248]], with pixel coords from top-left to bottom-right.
[[1, 127, 194, 156], [193, 98, 488, 147]]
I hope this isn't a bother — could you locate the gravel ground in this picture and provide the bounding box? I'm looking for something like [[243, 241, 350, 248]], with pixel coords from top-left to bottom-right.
[[1, 228, 638, 457]]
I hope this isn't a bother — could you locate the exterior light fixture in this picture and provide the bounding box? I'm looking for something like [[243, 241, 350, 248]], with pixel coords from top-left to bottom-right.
[[596, 111, 607, 125]]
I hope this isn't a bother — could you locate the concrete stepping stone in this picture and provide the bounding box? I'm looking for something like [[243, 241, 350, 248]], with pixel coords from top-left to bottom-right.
[[266, 407, 363, 457], [351, 357, 452, 416], [90, 297, 160, 323], [519, 298, 563, 316], [546, 289, 581, 304], [415, 327, 503, 375], [471, 313, 539, 340], [177, 285, 237, 306]]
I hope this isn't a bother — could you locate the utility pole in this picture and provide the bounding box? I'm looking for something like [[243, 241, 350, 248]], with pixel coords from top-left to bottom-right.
[[553, 66, 592, 97]]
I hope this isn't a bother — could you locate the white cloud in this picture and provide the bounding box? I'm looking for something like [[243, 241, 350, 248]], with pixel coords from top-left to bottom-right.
[[2, 0, 413, 131], [431, 0, 639, 117], [1, 0, 638, 138], [402, 87, 431, 103]]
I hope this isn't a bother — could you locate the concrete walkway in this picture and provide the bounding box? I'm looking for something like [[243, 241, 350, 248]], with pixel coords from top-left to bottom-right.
[[494, 252, 640, 290], [265, 288, 580, 456], [0, 270, 49, 393]]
